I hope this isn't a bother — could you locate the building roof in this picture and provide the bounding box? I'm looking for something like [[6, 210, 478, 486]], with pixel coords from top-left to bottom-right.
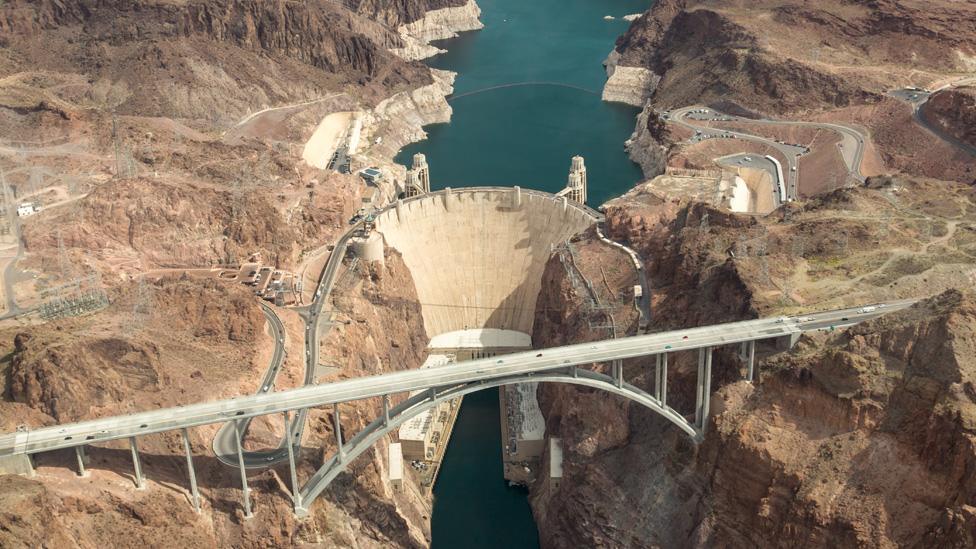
[[389, 442, 403, 480]]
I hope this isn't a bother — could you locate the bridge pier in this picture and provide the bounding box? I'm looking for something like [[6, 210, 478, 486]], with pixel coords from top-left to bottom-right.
[[694, 347, 713, 433], [75, 445, 89, 478], [284, 411, 302, 512], [746, 340, 756, 383], [612, 360, 623, 388], [181, 428, 201, 513], [129, 437, 146, 490], [234, 422, 254, 519], [333, 404, 345, 464], [655, 353, 668, 408], [382, 395, 390, 427]]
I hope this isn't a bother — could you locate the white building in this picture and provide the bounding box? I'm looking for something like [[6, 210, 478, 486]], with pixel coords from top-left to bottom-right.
[[397, 354, 455, 460], [388, 442, 403, 493], [16, 203, 38, 217]]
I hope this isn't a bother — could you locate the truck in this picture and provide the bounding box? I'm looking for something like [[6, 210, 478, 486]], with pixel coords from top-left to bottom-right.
[[857, 306, 877, 314], [633, 285, 643, 299]]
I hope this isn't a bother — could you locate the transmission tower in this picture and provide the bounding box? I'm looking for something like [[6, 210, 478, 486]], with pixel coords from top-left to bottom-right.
[[126, 277, 153, 335]]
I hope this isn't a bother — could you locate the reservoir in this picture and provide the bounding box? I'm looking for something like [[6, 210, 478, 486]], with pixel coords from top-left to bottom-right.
[[396, 0, 648, 207], [397, 1, 651, 547]]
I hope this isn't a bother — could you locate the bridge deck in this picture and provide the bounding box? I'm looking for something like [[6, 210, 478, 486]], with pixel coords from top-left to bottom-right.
[[0, 300, 915, 457]]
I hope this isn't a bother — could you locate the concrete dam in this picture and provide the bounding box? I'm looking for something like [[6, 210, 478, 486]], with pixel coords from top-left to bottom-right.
[[373, 186, 599, 338]]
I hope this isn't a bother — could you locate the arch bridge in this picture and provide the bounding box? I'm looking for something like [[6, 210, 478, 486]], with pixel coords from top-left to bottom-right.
[[0, 301, 914, 517]]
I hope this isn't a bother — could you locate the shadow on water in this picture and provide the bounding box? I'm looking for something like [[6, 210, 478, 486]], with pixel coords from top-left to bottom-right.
[[431, 387, 539, 549]]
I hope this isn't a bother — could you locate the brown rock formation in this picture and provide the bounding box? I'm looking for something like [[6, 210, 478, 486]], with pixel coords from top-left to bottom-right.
[[922, 87, 976, 151], [0, 0, 432, 120], [0, 252, 434, 547], [613, 0, 976, 116], [530, 175, 976, 547]]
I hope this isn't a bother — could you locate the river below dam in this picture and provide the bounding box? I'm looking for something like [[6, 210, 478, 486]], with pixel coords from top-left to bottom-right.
[[395, 0, 650, 547]]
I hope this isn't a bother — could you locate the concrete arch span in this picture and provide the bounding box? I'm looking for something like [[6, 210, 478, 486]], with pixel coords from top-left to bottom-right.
[[295, 368, 697, 515], [374, 187, 599, 337]]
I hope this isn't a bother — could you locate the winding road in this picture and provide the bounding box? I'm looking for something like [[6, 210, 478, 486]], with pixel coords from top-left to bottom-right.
[[214, 221, 363, 468], [669, 106, 869, 201], [212, 302, 287, 465]]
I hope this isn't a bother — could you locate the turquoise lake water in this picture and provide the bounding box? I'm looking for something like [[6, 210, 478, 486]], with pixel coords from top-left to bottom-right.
[[395, 0, 648, 207], [400, 1, 652, 546]]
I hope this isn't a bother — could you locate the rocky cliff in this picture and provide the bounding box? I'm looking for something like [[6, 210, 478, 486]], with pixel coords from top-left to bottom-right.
[[0, 0, 438, 120], [0, 252, 435, 548], [608, 0, 976, 116], [922, 87, 976, 151], [390, 0, 483, 60], [529, 175, 976, 547]]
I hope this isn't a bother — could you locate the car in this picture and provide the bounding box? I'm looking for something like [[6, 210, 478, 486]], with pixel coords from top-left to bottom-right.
[[266, 456, 276, 462], [664, 345, 672, 350], [535, 353, 543, 357], [841, 317, 849, 321], [682, 335, 689, 340]]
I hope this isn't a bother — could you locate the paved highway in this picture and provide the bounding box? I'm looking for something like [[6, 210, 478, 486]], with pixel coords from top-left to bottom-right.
[[212, 188, 600, 468], [0, 299, 916, 457], [219, 221, 363, 468], [890, 84, 976, 158], [211, 302, 287, 466], [668, 106, 869, 201]]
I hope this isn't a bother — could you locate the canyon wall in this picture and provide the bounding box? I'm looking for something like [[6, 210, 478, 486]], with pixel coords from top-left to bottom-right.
[[529, 175, 976, 547], [922, 87, 976, 150], [391, 0, 484, 61], [0, 0, 434, 119], [0, 252, 436, 547]]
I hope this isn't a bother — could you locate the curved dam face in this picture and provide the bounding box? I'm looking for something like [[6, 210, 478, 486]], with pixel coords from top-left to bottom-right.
[[375, 187, 598, 337]]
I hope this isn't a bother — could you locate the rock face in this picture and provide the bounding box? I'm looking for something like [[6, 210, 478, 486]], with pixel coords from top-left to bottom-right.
[[390, 0, 484, 61], [0, 0, 435, 119], [607, 0, 976, 116], [529, 175, 976, 547], [5, 279, 264, 424], [0, 254, 435, 548], [922, 87, 976, 150], [601, 49, 659, 107]]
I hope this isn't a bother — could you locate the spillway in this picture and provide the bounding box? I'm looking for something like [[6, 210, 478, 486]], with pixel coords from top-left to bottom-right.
[[374, 187, 599, 337]]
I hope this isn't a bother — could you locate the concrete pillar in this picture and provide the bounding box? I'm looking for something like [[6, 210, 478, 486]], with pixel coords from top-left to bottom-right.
[[659, 353, 669, 409], [412, 153, 430, 193], [333, 404, 345, 463], [654, 354, 662, 402], [612, 360, 623, 388], [513, 186, 522, 209], [569, 155, 587, 205], [181, 428, 201, 513], [234, 421, 253, 519], [284, 411, 302, 512], [695, 347, 713, 432], [702, 347, 713, 432], [129, 437, 146, 490], [746, 340, 756, 383], [0, 454, 35, 477], [382, 395, 390, 427], [571, 365, 578, 378], [75, 445, 89, 478]]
